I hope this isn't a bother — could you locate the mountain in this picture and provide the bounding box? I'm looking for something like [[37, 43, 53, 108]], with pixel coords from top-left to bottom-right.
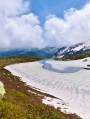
[[0, 41, 90, 59], [54, 41, 90, 58], [54, 50, 90, 60], [0, 47, 57, 58], [68, 50, 90, 60], [17, 47, 58, 58]]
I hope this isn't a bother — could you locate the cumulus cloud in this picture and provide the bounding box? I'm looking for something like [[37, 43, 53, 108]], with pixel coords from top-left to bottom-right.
[[0, 0, 90, 50], [0, 0, 29, 16], [0, 0, 45, 50], [44, 3, 90, 47], [2, 13, 45, 49]]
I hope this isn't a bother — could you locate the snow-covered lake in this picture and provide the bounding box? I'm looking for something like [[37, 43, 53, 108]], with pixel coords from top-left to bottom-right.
[[5, 57, 90, 119]]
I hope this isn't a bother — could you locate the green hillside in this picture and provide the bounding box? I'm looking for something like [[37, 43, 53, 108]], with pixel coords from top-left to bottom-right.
[[68, 50, 90, 60]]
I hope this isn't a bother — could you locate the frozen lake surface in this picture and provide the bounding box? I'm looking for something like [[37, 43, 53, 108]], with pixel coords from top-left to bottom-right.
[[40, 60, 83, 73], [5, 57, 90, 119]]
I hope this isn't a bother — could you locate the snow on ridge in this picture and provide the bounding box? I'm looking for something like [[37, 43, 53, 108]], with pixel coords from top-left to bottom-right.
[[73, 40, 90, 52], [55, 40, 90, 57]]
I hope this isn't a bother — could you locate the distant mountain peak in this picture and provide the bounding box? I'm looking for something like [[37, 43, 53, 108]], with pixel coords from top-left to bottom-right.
[[54, 41, 90, 58]]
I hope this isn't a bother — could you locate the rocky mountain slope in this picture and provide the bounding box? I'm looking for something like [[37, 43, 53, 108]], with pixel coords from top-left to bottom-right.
[[54, 41, 90, 58]]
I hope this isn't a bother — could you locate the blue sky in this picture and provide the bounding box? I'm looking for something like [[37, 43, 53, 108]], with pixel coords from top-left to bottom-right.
[[30, 0, 89, 25]]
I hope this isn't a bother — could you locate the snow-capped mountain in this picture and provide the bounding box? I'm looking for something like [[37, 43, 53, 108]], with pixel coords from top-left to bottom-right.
[[54, 41, 90, 58]]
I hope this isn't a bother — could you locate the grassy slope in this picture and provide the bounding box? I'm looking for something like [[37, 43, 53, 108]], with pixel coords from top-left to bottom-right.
[[54, 50, 90, 61], [0, 56, 81, 119]]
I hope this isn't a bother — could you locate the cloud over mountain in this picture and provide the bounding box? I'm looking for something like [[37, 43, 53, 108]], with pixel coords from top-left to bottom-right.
[[44, 3, 90, 47], [0, 0, 90, 50]]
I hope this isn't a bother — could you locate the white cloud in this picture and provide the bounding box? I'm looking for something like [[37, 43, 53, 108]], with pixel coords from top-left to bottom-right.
[[44, 3, 90, 47], [0, 0, 45, 50], [0, 0, 29, 16], [3, 13, 45, 49], [0, 0, 90, 50]]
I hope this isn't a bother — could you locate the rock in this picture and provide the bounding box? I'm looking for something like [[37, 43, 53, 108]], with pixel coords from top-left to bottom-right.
[[0, 81, 5, 100]]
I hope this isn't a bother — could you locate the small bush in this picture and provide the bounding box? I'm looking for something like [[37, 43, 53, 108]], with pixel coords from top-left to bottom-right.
[[83, 59, 87, 62]]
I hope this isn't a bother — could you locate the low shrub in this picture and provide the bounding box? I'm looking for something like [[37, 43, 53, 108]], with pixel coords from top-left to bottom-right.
[[0, 101, 26, 119]]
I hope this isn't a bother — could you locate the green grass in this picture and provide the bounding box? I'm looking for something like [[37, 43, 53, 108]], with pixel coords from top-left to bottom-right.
[[0, 56, 44, 67], [0, 56, 81, 119]]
